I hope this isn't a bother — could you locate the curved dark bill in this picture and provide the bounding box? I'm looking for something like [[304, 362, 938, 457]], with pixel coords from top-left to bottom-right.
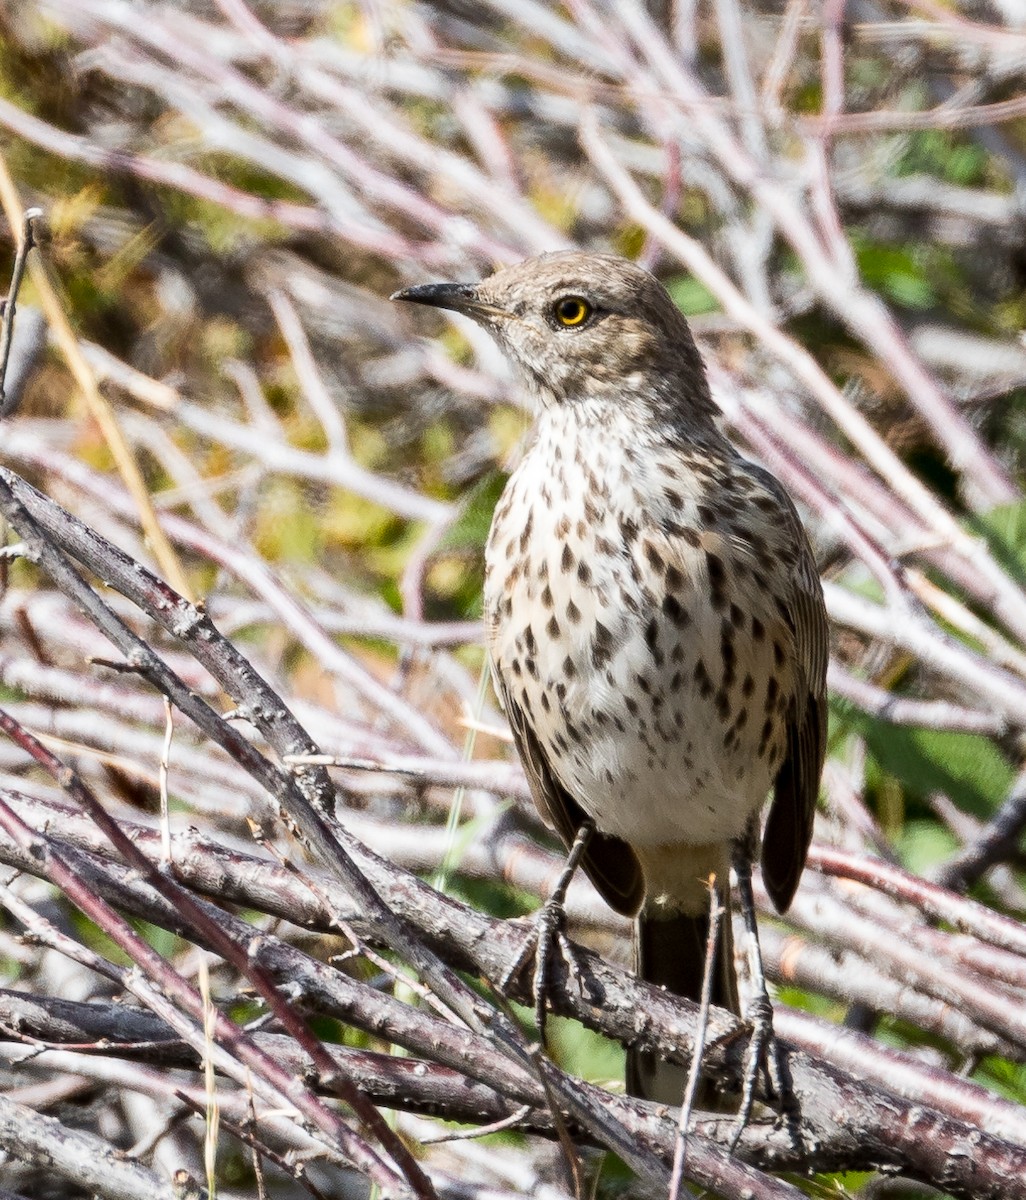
[[390, 282, 480, 311]]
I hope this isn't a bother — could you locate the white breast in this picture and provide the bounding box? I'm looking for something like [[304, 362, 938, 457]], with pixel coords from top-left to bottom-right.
[[485, 404, 792, 852]]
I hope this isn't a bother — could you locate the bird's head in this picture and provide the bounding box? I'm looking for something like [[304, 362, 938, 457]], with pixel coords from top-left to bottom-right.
[[393, 251, 715, 422]]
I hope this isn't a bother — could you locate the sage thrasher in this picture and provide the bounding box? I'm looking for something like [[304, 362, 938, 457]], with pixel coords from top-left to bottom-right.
[[394, 252, 828, 1108]]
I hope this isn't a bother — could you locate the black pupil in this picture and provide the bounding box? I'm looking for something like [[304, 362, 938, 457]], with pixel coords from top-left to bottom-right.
[[559, 299, 585, 322]]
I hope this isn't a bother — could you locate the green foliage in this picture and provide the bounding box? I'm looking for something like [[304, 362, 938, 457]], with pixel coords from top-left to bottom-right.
[[852, 236, 936, 311], [967, 498, 1026, 587], [975, 1054, 1026, 1105], [546, 1014, 625, 1084], [859, 718, 1014, 824], [440, 470, 508, 553], [893, 129, 991, 188], [666, 273, 720, 317]]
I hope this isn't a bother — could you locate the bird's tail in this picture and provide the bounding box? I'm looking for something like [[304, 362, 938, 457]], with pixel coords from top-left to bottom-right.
[[626, 888, 739, 1106]]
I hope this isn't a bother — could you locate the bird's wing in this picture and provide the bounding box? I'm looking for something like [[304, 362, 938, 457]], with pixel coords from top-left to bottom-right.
[[760, 497, 829, 913], [493, 668, 645, 918]]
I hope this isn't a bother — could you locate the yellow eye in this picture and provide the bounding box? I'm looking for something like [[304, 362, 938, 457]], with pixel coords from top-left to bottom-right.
[[553, 296, 591, 327]]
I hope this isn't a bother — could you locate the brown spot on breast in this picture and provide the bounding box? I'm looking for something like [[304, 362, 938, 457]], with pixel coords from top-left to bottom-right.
[[665, 563, 685, 591], [566, 597, 581, 623], [662, 594, 690, 627], [720, 625, 736, 688], [644, 618, 663, 666], [706, 552, 727, 610], [592, 621, 615, 669], [694, 659, 714, 699], [643, 540, 665, 574], [546, 615, 560, 639]]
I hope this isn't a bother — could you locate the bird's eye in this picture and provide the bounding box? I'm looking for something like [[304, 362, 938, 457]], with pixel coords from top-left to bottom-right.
[[553, 296, 592, 327]]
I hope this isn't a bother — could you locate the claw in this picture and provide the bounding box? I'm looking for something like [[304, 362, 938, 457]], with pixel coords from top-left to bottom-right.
[[728, 846, 803, 1156], [498, 821, 594, 1043]]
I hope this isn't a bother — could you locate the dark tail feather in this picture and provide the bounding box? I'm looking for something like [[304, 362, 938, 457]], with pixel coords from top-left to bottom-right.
[[626, 895, 739, 1106]]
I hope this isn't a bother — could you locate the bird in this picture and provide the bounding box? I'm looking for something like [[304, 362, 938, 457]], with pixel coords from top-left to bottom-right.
[[393, 251, 828, 1108]]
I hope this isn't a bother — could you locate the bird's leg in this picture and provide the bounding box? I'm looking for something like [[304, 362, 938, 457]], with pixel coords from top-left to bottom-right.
[[500, 819, 594, 1043], [728, 843, 798, 1154]]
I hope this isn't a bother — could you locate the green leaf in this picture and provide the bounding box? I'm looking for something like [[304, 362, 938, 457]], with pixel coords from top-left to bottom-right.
[[966, 499, 1026, 587], [860, 720, 1015, 823], [440, 471, 507, 551], [666, 274, 720, 317]]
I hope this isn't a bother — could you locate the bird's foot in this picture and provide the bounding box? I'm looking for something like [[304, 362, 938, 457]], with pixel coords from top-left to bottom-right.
[[728, 992, 801, 1154], [498, 821, 594, 1044], [499, 895, 578, 1043]]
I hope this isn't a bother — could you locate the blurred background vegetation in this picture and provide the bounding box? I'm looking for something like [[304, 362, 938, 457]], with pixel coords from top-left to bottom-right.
[[2, 2, 1026, 1197]]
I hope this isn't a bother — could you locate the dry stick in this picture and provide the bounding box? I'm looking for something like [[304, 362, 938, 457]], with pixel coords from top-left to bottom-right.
[[0, 1091, 177, 1200], [714, 368, 1026, 648], [0, 814, 410, 1199], [0, 208, 39, 415], [0, 469, 690, 1192], [0, 95, 347, 245], [0, 991, 530, 1133], [611, 0, 1015, 509], [935, 770, 1026, 894], [0, 431, 455, 755], [72, 2, 516, 263], [774, 880, 1026, 1052], [0, 809, 800, 1199], [807, 844, 1026, 958], [3, 783, 1025, 1194], [669, 876, 723, 1200], [0, 707, 436, 1200], [827, 664, 1006, 736], [0, 813, 552, 1118], [0, 146, 192, 600]]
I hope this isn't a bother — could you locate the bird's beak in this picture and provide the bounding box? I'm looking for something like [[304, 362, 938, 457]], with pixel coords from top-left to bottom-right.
[[390, 282, 509, 320]]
